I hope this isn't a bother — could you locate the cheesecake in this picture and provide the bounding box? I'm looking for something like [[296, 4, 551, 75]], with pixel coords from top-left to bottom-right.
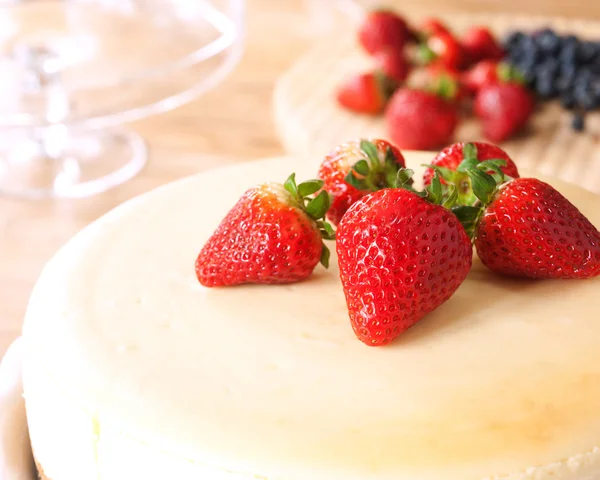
[[22, 153, 600, 480]]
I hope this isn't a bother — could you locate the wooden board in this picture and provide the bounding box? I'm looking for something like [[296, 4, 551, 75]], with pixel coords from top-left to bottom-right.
[[274, 12, 600, 193]]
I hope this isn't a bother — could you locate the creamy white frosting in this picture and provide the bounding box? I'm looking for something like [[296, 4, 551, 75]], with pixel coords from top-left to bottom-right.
[[22, 153, 600, 480]]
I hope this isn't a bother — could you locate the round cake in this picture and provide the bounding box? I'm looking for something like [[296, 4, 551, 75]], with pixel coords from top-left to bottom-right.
[[22, 152, 600, 480]]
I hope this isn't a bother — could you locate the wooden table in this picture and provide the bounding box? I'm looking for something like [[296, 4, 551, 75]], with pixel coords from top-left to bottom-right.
[[1, 0, 599, 357]]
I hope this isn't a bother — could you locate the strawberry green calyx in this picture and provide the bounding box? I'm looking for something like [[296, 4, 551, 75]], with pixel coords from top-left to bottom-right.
[[344, 139, 405, 192], [393, 167, 457, 208], [496, 62, 526, 85], [448, 162, 512, 240], [422, 142, 512, 207], [428, 74, 459, 101], [417, 42, 437, 65], [284, 173, 336, 268]]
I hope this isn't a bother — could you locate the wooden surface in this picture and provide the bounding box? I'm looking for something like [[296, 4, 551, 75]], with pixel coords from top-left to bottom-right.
[[1, 0, 600, 357]]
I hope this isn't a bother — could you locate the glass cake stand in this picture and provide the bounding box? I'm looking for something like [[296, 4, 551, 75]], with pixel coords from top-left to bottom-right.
[[0, 0, 245, 199]]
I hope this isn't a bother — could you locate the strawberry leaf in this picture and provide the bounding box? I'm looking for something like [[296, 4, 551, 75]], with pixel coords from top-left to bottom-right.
[[284, 173, 298, 198], [426, 172, 444, 204], [320, 243, 331, 269], [395, 168, 415, 188], [477, 158, 507, 167], [457, 157, 479, 173], [319, 220, 336, 240], [352, 159, 370, 176], [462, 143, 478, 162], [466, 169, 497, 204], [476, 160, 506, 182], [344, 170, 368, 190], [297, 179, 324, 197], [422, 164, 457, 183], [360, 140, 380, 166], [384, 147, 397, 167], [452, 205, 482, 239], [442, 185, 458, 209], [306, 190, 331, 220]]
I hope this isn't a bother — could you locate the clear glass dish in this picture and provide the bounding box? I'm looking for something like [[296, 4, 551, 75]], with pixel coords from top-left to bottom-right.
[[0, 0, 245, 199]]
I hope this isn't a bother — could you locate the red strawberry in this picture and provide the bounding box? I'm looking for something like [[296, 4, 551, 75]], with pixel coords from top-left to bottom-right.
[[337, 174, 473, 346], [425, 63, 469, 103], [423, 141, 520, 188], [318, 138, 406, 225], [419, 31, 464, 70], [419, 17, 451, 37], [474, 80, 535, 142], [195, 174, 335, 287], [472, 178, 600, 279], [358, 10, 411, 55], [375, 49, 411, 84], [462, 60, 499, 95], [461, 26, 505, 65], [385, 87, 459, 150], [336, 72, 394, 115]]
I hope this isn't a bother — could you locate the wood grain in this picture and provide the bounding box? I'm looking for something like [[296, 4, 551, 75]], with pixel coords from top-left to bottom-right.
[[1, 0, 599, 357]]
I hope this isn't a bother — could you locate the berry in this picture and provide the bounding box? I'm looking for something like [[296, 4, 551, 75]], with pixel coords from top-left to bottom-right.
[[385, 87, 459, 150], [534, 28, 561, 55], [358, 10, 411, 55], [473, 178, 600, 279], [474, 80, 535, 142], [375, 49, 412, 84], [336, 72, 394, 115], [336, 184, 473, 346], [462, 60, 499, 94], [419, 31, 464, 70], [418, 17, 451, 38], [195, 174, 334, 287], [317, 139, 406, 225], [461, 26, 505, 64]]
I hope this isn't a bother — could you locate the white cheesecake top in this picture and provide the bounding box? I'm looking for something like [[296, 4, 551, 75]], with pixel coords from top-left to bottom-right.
[[23, 153, 600, 480]]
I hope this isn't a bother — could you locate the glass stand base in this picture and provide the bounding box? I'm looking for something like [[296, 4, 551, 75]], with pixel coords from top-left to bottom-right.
[[0, 126, 147, 199]]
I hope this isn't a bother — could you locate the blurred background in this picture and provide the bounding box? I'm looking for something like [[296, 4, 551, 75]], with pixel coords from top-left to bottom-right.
[[1, 0, 600, 356]]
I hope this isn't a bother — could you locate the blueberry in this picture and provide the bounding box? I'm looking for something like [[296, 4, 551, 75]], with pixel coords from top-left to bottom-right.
[[535, 28, 561, 54], [577, 41, 597, 64], [503, 31, 526, 50], [560, 60, 577, 76], [559, 38, 579, 65], [573, 81, 597, 110], [574, 67, 593, 88], [536, 76, 558, 99], [572, 113, 585, 132]]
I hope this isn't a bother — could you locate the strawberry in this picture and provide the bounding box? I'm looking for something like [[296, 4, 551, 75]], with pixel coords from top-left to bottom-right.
[[462, 60, 499, 95], [358, 10, 411, 55], [385, 87, 459, 150], [336, 72, 394, 115], [418, 17, 451, 37], [425, 63, 469, 103], [474, 80, 535, 142], [446, 166, 600, 279], [461, 26, 505, 65], [474, 178, 600, 279], [317, 138, 406, 225], [375, 49, 411, 84], [419, 31, 464, 70], [195, 174, 335, 287], [336, 170, 473, 346], [423, 141, 520, 192]]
